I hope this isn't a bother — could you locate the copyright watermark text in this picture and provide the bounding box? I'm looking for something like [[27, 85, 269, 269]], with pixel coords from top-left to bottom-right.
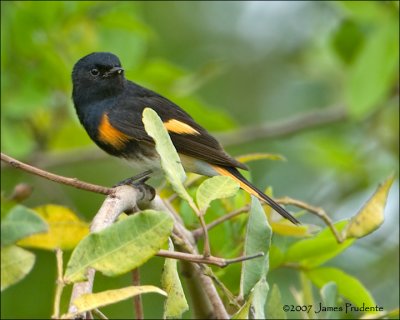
[[282, 302, 384, 314]]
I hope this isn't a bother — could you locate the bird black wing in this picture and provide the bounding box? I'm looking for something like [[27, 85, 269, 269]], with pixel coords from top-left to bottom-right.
[[107, 82, 248, 170]]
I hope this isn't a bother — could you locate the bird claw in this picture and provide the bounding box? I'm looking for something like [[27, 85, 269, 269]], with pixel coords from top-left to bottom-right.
[[113, 170, 153, 188]]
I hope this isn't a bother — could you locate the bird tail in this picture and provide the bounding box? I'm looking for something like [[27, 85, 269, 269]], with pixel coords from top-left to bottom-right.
[[212, 165, 300, 225]]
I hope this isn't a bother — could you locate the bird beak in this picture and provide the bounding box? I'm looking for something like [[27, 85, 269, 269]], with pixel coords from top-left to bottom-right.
[[105, 67, 124, 77]]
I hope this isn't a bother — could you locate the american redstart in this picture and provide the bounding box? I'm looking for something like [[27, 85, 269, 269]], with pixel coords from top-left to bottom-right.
[[72, 52, 299, 225]]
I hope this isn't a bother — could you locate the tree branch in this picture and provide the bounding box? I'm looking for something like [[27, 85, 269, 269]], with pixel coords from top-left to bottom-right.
[[216, 106, 347, 147], [2, 152, 262, 319], [131, 269, 143, 320], [1, 152, 112, 195], [157, 249, 263, 267]]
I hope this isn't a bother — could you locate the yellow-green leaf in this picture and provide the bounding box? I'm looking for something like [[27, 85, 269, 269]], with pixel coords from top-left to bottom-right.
[[344, 175, 395, 239], [346, 20, 399, 119], [306, 267, 376, 311], [233, 278, 269, 319], [1, 245, 35, 291], [270, 220, 310, 237], [68, 285, 166, 316], [236, 153, 286, 163], [196, 176, 239, 213], [361, 308, 400, 319], [64, 210, 173, 283], [284, 221, 354, 268], [269, 245, 284, 270], [17, 204, 89, 250], [232, 294, 252, 319], [266, 284, 287, 320], [161, 239, 189, 318], [1, 205, 48, 246]]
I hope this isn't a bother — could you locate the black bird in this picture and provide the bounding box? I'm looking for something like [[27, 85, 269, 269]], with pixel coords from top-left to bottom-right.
[[72, 52, 299, 224]]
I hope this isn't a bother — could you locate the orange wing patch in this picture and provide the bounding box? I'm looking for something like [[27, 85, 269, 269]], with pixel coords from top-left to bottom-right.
[[164, 119, 200, 135], [98, 113, 130, 149]]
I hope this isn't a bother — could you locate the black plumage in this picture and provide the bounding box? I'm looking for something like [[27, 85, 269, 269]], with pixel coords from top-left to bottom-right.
[[72, 52, 299, 224]]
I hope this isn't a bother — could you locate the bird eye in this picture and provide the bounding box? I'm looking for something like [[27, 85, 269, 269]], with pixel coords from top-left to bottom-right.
[[90, 68, 100, 76]]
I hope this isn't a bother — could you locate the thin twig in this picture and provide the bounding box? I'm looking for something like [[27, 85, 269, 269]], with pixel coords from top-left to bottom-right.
[[276, 196, 344, 243], [186, 198, 212, 258], [132, 269, 143, 320], [192, 205, 250, 240], [157, 249, 264, 267], [1, 152, 112, 195], [52, 249, 65, 319]]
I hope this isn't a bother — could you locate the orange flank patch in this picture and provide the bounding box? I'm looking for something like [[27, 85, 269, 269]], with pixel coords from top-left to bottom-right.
[[98, 113, 131, 149], [164, 119, 200, 135], [212, 165, 258, 198]]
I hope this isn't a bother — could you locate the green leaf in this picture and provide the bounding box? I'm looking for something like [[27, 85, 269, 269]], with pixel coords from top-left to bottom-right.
[[1, 245, 35, 291], [269, 245, 284, 270], [344, 175, 395, 239], [196, 176, 239, 213], [331, 19, 365, 65], [361, 308, 400, 320], [320, 282, 338, 319], [266, 284, 287, 320], [233, 278, 269, 319], [251, 277, 269, 319], [1, 205, 48, 246], [232, 297, 251, 319], [64, 210, 173, 283], [270, 220, 311, 238], [306, 267, 376, 310], [161, 239, 189, 319], [18, 204, 89, 251], [240, 196, 272, 298], [346, 20, 399, 118], [1, 194, 17, 219], [284, 221, 354, 268], [142, 108, 192, 203], [68, 285, 166, 316]]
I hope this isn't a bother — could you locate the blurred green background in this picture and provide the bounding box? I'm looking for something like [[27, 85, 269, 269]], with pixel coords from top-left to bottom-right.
[[1, 1, 398, 319]]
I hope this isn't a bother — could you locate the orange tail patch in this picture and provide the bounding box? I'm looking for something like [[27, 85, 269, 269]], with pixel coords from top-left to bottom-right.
[[212, 165, 259, 198]]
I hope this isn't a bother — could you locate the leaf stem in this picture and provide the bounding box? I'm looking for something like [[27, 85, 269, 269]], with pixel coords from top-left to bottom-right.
[[192, 205, 250, 240], [276, 197, 344, 243], [132, 268, 143, 320], [52, 249, 65, 320]]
